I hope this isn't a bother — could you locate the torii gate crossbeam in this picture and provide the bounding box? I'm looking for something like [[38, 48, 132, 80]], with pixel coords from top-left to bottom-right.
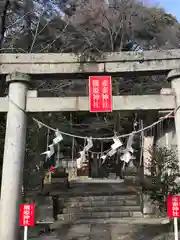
[[0, 94, 175, 112], [0, 49, 180, 75]]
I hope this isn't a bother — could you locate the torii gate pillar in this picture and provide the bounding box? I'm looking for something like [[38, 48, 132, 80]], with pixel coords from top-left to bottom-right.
[[0, 72, 30, 240], [168, 69, 180, 165]]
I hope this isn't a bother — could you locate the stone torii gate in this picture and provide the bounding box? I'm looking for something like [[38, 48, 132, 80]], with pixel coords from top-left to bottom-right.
[[1, 50, 180, 240]]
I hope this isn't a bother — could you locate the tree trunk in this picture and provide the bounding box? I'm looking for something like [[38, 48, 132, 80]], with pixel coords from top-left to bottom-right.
[[0, 0, 10, 49]]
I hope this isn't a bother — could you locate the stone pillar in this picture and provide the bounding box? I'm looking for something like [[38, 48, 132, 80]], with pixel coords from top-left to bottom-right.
[[0, 72, 30, 240], [168, 69, 180, 165]]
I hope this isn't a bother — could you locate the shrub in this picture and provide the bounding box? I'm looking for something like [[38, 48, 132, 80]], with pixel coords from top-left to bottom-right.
[[145, 146, 180, 214]]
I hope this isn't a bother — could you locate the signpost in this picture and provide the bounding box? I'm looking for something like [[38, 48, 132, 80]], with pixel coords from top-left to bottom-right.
[[89, 76, 112, 112], [20, 204, 35, 240], [167, 196, 180, 240]]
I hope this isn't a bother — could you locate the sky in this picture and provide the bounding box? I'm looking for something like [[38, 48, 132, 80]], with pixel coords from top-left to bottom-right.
[[150, 0, 180, 21]]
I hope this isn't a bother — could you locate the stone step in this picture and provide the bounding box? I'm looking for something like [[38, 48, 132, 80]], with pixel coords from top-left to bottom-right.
[[50, 189, 137, 196], [50, 182, 139, 196], [63, 205, 141, 214], [62, 194, 139, 202], [63, 198, 140, 208], [57, 211, 143, 220]]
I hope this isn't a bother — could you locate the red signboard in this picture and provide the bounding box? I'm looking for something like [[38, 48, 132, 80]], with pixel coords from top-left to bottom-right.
[[89, 76, 112, 112], [167, 196, 180, 218], [19, 204, 35, 227]]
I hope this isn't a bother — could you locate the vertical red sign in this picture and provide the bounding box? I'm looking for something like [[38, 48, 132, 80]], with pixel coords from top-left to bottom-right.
[[167, 196, 180, 218], [89, 76, 112, 112], [19, 204, 35, 227]]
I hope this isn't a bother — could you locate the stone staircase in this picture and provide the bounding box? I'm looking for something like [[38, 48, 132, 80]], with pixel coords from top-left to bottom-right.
[[36, 163, 145, 228], [57, 194, 142, 222], [54, 181, 143, 223]]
